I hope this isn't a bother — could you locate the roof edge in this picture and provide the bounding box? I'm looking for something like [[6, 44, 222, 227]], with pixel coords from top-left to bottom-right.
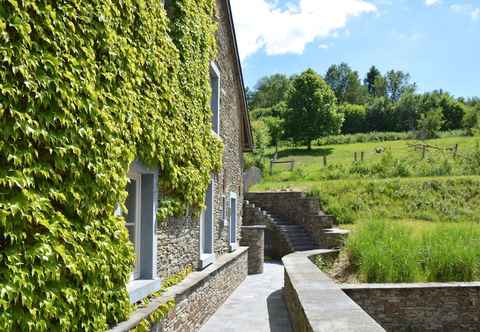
[[224, 0, 254, 152]]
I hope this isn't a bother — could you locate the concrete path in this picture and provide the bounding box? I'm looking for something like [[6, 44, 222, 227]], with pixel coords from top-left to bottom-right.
[[200, 261, 293, 332]]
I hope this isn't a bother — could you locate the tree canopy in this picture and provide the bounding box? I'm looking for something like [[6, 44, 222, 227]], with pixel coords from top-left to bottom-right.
[[284, 69, 343, 149]]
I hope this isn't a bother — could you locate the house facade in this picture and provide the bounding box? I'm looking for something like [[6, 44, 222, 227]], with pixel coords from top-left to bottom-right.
[[118, 0, 255, 326], [0, 0, 252, 331]]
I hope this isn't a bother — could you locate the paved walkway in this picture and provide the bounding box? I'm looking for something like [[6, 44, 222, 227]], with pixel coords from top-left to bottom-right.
[[200, 261, 293, 332]]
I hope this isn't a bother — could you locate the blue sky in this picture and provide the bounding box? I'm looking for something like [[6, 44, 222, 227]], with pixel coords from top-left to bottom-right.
[[231, 0, 480, 98]]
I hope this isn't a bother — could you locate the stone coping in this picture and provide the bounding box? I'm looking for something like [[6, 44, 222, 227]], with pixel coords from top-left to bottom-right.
[[109, 247, 248, 332], [241, 225, 267, 229], [342, 281, 480, 289], [282, 249, 385, 332]]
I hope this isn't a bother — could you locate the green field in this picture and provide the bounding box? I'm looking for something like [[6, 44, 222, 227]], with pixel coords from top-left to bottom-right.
[[252, 135, 480, 283], [262, 136, 479, 183]]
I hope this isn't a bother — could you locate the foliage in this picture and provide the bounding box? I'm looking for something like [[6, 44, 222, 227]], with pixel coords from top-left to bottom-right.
[[284, 69, 343, 149], [248, 74, 291, 110], [325, 63, 367, 105], [417, 108, 445, 138], [263, 116, 284, 154], [384, 70, 416, 101], [364, 66, 381, 96], [339, 104, 368, 134], [344, 220, 480, 283], [130, 266, 192, 332], [463, 106, 480, 136], [0, 0, 221, 330]]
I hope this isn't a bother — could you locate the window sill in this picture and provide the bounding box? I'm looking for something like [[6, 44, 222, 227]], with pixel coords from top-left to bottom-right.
[[199, 253, 215, 270], [127, 279, 162, 304]]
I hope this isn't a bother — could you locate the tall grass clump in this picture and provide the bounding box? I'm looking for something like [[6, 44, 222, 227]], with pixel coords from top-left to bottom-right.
[[346, 220, 419, 283], [421, 224, 480, 282], [345, 220, 480, 283]]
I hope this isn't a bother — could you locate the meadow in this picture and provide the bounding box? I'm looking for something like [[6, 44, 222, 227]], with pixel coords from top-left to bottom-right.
[[251, 134, 480, 283]]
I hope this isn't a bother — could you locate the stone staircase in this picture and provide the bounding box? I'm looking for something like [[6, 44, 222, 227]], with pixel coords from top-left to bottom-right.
[[243, 192, 349, 257]]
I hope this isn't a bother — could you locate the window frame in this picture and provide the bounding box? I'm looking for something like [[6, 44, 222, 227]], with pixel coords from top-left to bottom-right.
[[199, 180, 215, 269], [123, 161, 161, 303], [126, 170, 142, 280], [228, 192, 238, 251], [210, 61, 221, 135]]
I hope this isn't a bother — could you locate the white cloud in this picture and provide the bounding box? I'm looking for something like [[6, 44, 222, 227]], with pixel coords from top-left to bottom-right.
[[318, 44, 330, 49], [449, 3, 480, 20], [425, 0, 440, 6], [472, 8, 480, 20], [230, 0, 377, 60]]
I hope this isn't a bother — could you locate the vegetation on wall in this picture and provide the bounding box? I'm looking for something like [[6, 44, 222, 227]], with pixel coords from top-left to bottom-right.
[[0, 0, 221, 330]]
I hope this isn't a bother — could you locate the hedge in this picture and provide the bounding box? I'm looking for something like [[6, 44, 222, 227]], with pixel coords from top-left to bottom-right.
[[0, 0, 221, 330]]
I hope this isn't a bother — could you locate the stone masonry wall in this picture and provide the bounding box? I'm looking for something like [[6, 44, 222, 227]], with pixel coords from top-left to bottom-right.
[[243, 201, 292, 259], [240, 226, 265, 274], [343, 284, 480, 331], [110, 248, 248, 332], [156, 0, 246, 278], [245, 192, 340, 249], [158, 249, 248, 331]]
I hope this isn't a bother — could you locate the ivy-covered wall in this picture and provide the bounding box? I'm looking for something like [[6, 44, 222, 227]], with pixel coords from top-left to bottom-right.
[[0, 0, 222, 331]]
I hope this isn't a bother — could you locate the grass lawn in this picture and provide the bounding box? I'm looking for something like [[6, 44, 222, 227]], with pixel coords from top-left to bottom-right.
[[263, 136, 480, 182]]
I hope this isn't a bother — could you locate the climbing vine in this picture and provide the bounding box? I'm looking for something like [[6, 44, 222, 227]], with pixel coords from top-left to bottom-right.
[[0, 0, 221, 331]]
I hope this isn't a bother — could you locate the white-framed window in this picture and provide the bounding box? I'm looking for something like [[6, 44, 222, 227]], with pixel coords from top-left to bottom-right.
[[229, 192, 238, 251], [200, 181, 215, 269], [121, 162, 161, 303], [210, 62, 221, 135], [126, 170, 142, 280]]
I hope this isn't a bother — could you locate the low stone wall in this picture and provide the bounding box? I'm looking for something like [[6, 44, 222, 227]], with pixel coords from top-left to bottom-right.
[[110, 247, 248, 332], [343, 283, 480, 331], [282, 250, 384, 332]]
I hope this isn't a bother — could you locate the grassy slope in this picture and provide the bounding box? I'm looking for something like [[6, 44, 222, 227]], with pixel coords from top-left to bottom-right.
[[252, 136, 480, 282]]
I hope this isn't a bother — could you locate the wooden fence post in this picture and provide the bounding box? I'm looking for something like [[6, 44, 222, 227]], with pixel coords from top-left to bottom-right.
[[323, 155, 327, 167], [269, 160, 273, 176], [453, 144, 458, 159], [354, 152, 358, 162], [422, 145, 426, 159], [361, 152, 365, 162], [290, 161, 295, 171]]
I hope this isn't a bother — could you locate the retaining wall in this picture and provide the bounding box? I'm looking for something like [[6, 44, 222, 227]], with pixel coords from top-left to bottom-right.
[[110, 247, 248, 332], [282, 250, 384, 332], [343, 283, 480, 332]]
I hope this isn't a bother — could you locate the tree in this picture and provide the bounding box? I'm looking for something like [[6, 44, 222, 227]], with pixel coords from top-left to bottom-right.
[[366, 97, 396, 132], [394, 92, 423, 131], [463, 105, 480, 136], [340, 104, 367, 134], [264, 116, 284, 155], [385, 70, 416, 101], [417, 108, 445, 139], [249, 74, 291, 109], [364, 66, 381, 96], [373, 75, 388, 98], [325, 63, 367, 105], [420, 91, 466, 130], [284, 69, 343, 150]]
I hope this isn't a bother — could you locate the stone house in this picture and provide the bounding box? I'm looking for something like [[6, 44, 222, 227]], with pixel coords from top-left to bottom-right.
[[124, 0, 254, 307]]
